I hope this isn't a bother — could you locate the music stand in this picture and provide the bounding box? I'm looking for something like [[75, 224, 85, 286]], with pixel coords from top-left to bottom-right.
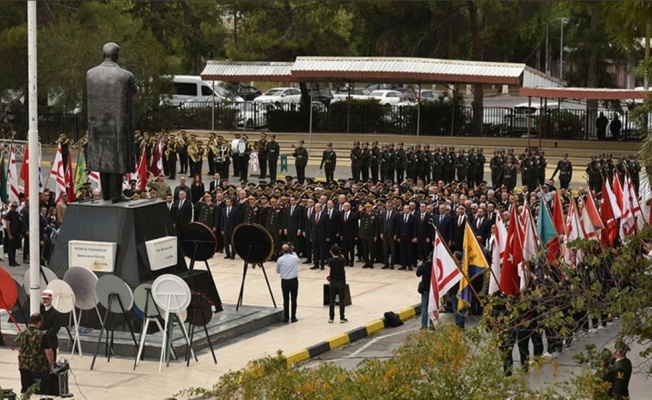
[[185, 293, 217, 366], [64, 267, 104, 357], [0, 268, 19, 348], [90, 275, 138, 370], [151, 274, 193, 372], [232, 223, 277, 311], [133, 282, 178, 369], [46, 279, 81, 356]]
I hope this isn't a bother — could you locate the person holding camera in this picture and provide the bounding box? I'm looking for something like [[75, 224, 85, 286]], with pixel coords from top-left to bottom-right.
[[16, 313, 55, 395], [276, 243, 300, 323], [327, 244, 348, 323]]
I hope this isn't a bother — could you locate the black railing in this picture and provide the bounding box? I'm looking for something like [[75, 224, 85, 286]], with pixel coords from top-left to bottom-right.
[[3, 102, 648, 142]]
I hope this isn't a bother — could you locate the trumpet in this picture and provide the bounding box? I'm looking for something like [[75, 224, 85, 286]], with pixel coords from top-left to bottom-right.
[[71, 136, 88, 149]]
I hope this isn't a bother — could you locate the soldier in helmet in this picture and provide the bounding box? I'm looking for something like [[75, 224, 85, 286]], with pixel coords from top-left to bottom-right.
[[320, 142, 337, 183], [361, 141, 371, 182], [447, 146, 457, 183], [292, 139, 309, 184], [455, 149, 469, 183], [551, 153, 573, 189], [380, 144, 390, 181], [499, 157, 518, 192], [406, 145, 418, 181], [422, 144, 433, 183], [467, 148, 478, 188], [432, 147, 442, 182], [388, 143, 397, 182], [586, 156, 601, 192]]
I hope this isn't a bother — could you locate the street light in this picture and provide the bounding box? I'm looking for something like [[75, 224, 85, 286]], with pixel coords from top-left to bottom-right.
[[560, 17, 569, 80]]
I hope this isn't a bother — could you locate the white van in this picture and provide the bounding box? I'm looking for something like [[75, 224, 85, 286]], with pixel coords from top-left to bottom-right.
[[160, 75, 243, 107]]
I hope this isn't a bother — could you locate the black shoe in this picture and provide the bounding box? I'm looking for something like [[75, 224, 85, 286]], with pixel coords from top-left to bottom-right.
[[362, 265, 369, 269], [381, 265, 390, 269], [368, 265, 374, 269], [340, 318, 348, 323], [224, 255, 232, 259], [283, 319, 289, 323], [303, 260, 312, 264], [390, 266, 394, 270], [320, 266, 324, 270], [291, 318, 298, 323], [398, 267, 407, 271], [310, 266, 319, 270], [408, 267, 413, 271]]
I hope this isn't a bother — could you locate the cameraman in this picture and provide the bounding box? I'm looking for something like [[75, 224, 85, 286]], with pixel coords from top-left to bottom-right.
[[276, 243, 300, 323]]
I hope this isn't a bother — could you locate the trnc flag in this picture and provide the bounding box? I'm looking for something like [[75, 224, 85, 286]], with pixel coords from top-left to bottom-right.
[[457, 221, 489, 313], [521, 205, 539, 262], [627, 174, 646, 231], [19, 146, 43, 197], [616, 176, 635, 241], [50, 144, 63, 181], [488, 212, 507, 294], [7, 145, 19, 203], [429, 231, 462, 321], [584, 190, 604, 231], [149, 140, 163, 178], [564, 198, 585, 266], [605, 177, 622, 220], [500, 206, 523, 295], [581, 205, 598, 242], [65, 152, 75, 201], [552, 191, 566, 236]]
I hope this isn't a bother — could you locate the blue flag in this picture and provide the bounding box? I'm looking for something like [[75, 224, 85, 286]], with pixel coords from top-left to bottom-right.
[[537, 197, 557, 244]]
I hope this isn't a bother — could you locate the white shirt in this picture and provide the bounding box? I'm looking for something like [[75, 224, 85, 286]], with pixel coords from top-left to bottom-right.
[[276, 252, 300, 280]]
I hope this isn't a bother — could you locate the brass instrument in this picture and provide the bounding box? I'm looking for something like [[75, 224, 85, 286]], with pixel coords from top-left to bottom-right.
[[55, 134, 71, 146], [208, 138, 219, 155], [188, 139, 200, 163], [71, 136, 88, 149], [165, 140, 177, 160]]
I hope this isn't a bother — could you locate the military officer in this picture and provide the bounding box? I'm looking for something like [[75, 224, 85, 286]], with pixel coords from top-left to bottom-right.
[[257, 132, 269, 180], [267, 134, 280, 183], [551, 153, 573, 189], [604, 340, 632, 399], [292, 139, 309, 184], [475, 148, 486, 189], [396, 142, 407, 183], [499, 158, 518, 192], [446, 146, 457, 183], [380, 144, 391, 181], [195, 192, 219, 232], [467, 148, 478, 188], [357, 202, 380, 268], [414, 144, 424, 181], [177, 130, 189, 174], [370, 141, 381, 182], [406, 145, 418, 181], [586, 156, 602, 192], [537, 151, 547, 186], [207, 132, 218, 176], [455, 149, 469, 183], [627, 155, 641, 193], [521, 154, 533, 191], [262, 196, 284, 259], [350, 141, 363, 182], [361, 141, 371, 182], [490, 149, 503, 188], [432, 147, 442, 182], [320, 142, 337, 183]]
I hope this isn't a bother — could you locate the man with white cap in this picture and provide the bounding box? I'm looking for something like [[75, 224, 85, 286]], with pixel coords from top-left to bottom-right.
[[40, 289, 61, 360]]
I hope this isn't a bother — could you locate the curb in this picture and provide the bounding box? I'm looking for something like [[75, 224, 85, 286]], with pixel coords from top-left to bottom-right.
[[284, 303, 422, 366]]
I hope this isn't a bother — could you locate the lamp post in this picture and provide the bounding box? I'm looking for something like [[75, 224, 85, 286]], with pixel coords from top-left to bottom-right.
[[560, 17, 569, 80]]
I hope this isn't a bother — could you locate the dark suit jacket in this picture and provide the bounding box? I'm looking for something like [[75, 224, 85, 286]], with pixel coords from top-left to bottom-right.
[[175, 199, 193, 232], [40, 305, 61, 350], [325, 208, 340, 240], [166, 201, 176, 223], [309, 211, 328, 242], [381, 209, 399, 238], [284, 204, 304, 235], [415, 212, 433, 240], [451, 215, 467, 249], [303, 206, 315, 234], [434, 213, 453, 244], [397, 213, 418, 240], [471, 216, 492, 245], [221, 206, 238, 235], [209, 180, 221, 193], [340, 210, 358, 240]]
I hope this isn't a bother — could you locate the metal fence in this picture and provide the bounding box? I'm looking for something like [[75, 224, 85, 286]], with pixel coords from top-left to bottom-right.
[[3, 102, 647, 142]]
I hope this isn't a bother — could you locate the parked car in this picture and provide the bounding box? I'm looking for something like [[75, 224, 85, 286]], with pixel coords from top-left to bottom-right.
[[253, 87, 302, 104], [417, 90, 445, 102], [369, 90, 410, 106], [310, 88, 334, 107], [236, 101, 267, 129], [366, 83, 407, 92], [503, 102, 564, 136], [331, 88, 371, 103], [235, 85, 262, 101], [160, 75, 243, 107]]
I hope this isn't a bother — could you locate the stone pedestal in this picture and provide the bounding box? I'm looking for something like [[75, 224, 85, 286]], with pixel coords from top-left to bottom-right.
[[49, 199, 186, 286]]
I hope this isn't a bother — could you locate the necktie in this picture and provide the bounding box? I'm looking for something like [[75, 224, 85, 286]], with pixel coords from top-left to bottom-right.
[[180, 200, 184, 209], [168, 203, 172, 210], [316, 213, 320, 224], [421, 213, 424, 222], [345, 212, 349, 222], [227, 207, 230, 218], [439, 214, 443, 223], [459, 216, 462, 225], [291, 206, 295, 215], [404, 215, 408, 223], [308, 208, 312, 220], [477, 218, 481, 229], [329, 210, 332, 219]]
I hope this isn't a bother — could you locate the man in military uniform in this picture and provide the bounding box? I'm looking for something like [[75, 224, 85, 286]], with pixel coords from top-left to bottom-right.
[[207, 133, 218, 176], [586, 156, 602, 192], [422, 144, 433, 183], [178, 130, 189, 174], [257, 132, 269, 180], [536, 152, 547, 187], [350, 141, 363, 182], [195, 192, 219, 233], [16, 313, 55, 395], [292, 140, 309, 184], [490, 149, 503, 188], [380, 144, 390, 181], [499, 158, 518, 192], [357, 202, 380, 269], [238, 134, 251, 182], [551, 153, 573, 189], [165, 135, 178, 180], [361, 141, 371, 182], [396, 142, 406, 183], [447, 146, 457, 183], [370, 141, 380, 182], [432, 147, 442, 182], [520, 153, 533, 191], [475, 148, 486, 189], [262, 196, 284, 259], [320, 142, 337, 183], [387, 143, 397, 182], [414, 144, 424, 181], [237, 194, 258, 224], [267, 134, 280, 183], [406, 145, 418, 181], [467, 148, 478, 188], [627, 155, 641, 193], [455, 149, 469, 183], [605, 154, 615, 183], [604, 340, 632, 399]]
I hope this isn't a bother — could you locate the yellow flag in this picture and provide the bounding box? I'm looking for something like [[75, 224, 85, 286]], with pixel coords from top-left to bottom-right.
[[457, 221, 489, 313]]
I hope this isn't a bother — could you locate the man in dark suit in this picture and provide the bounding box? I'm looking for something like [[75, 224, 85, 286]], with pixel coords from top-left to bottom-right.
[[165, 194, 176, 222], [174, 189, 193, 237], [380, 202, 399, 269], [339, 202, 358, 266], [324, 200, 341, 245], [40, 289, 61, 361], [434, 203, 453, 248], [309, 203, 329, 270], [397, 205, 418, 271], [415, 203, 433, 263], [471, 208, 492, 246], [451, 205, 467, 251], [302, 199, 315, 263], [220, 197, 237, 259], [209, 173, 221, 194], [283, 196, 303, 251]]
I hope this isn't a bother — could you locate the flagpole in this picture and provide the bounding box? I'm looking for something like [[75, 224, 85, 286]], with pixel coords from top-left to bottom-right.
[[27, 0, 41, 314]]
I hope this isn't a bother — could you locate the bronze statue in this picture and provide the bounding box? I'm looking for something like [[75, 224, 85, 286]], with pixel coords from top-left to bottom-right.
[[86, 42, 138, 203]]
